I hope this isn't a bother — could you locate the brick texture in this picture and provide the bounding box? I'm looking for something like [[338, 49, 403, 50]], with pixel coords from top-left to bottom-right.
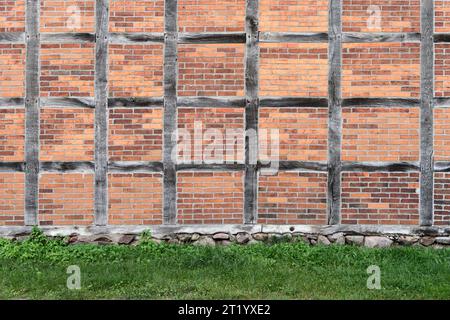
[[341, 172, 419, 225], [342, 107, 420, 162], [108, 173, 163, 225], [108, 108, 163, 161], [40, 43, 95, 97], [259, 43, 328, 97], [258, 172, 328, 224], [40, 108, 94, 162], [109, 44, 164, 98], [178, 0, 245, 32], [109, 0, 164, 33], [342, 0, 420, 33], [0, 44, 25, 98], [39, 173, 94, 225], [40, 0, 95, 33], [0, 0, 25, 32], [0, 173, 24, 226], [178, 44, 245, 97], [259, 107, 328, 162], [435, 44, 450, 97], [177, 108, 245, 163], [342, 43, 420, 98], [435, 0, 450, 33], [177, 171, 244, 224], [260, 0, 328, 32], [0, 108, 25, 162], [434, 173, 450, 226], [434, 108, 450, 161]]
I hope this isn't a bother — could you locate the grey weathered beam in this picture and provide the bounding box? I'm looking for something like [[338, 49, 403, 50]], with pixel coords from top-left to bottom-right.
[[178, 32, 246, 44], [434, 162, 450, 172], [434, 98, 450, 108], [176, 163, 245, 171], [0, 163, 25, 172], [40, 33, 95, 43], [177, 97, 245, 108], [94, 0, 109, 226], [40, 97, 95, 108], [341, 161, 420, 172], [259, 32, 328, 43], [259, 161, 328, 172], [342, 98, 420, 108], [327, 0, 342, 225], [108, 97, 164, 108], [0, 98, 24, 107], [108, 161, 164, 173], [420, 0, 434, 226], [163, 0, 178, 225], [40, 162, 95, 173], [0, 32, 25, 43], [244, 0, 259, 225], [342, 32, 421, 43], [24, 0, 40, 226], [109, 32, 164, 43], [259, 97, 328, 108], [433, 33, 450, 43]]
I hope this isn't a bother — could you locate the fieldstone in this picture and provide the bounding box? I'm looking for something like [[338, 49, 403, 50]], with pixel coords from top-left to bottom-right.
[[435, 237, 450, 245], [317, 235, 331, 245], [118, 234, 135, 245], [212, 232, 229, 240], [419, 236, 435, 246], [167, 238, 179, 245], [177, 233, 192, 243], [364, 236, 393, 248], [252, 233, 268, 241], [334, 235, 346, 245], [396, 235, 419, 246], [193, 236, 215, 246], [346, 235, 364, 246], [236, 233, 251, 244], [191, 233, 200, 241], [328, 232, 345, 243], [247, 239, 259, 245]]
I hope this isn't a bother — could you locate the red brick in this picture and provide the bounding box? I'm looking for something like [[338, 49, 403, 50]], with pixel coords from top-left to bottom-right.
[[40, 0, 95, 33], [434, 173, 450, 226], [109, 0, 164, 33], [0, 173, 24, 226], [0, 44, 25, 98], [0, 108, 25, 162], [0, 0, 25, 32]]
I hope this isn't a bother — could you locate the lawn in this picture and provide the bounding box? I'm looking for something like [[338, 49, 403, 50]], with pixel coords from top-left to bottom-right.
[[0, 229, 449, 299]]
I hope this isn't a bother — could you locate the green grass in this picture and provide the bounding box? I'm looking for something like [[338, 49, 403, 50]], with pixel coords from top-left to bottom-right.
[[0, 229, 449, 299]]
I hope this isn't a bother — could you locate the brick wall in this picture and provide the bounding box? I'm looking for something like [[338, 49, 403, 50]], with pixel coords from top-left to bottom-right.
[[109, 44, 164, 97], [39, 173, 94, 225], [258, 172, 328, 224], [435, 44, 450, 97], [40, 43, 95, 97], [434, 173, 450, 226], [342, 43, 420, 98], [40, 0, 95, 33], [0, 44, 25, 98], [0, 0, 25, 32], [177, 171, 244, 224], [435, 0, 450, 33], [259, 43, 328, 97], [342, 107, 420, 162], [0, 173, 24, 226], [108, 173, 163, 225], [109, 108, 163, 162], [341, 172, 420, 225], [0, 108, 25, 162], [178, 0, 245, 32], [109, 0, 164, 33], [178, 44, 245, 97], [434, 108, 450, 161]]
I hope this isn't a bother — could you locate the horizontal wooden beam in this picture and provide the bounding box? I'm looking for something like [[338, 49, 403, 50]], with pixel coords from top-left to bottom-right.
[[177, 97, 245, 108], [108, 161, 164, 173], [259, 161, 328, 172], [40, 162, 95, 173], [341, 161, 420, 172], [40, 33, 95, 43], [434, 98, 450, 108], [342, 98, 420, 108], [434, 33, 450, 42], [109, 32, 164, 43], [259, 32, 328, 43], [0, 162, 25, 172], [0, 32, 25, 43], [40, 97, 95, 108], [434, 162, 450, 172], [108, 97, 164, 108], [259, 97, 328, 108], [176, 163, 245, 171], [178, 32, 246, 44], [342, 32, 421, 43], [0, 98, 24, 107]]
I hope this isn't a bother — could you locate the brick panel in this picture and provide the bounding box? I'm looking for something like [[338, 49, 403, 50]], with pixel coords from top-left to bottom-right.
[[40, 0, 95, 33], [259, 43, 328, 97], [434, 108, 450, 161], [109, 108, 163, 161], [40, 108, 94, 162], [0, 173, 24, 226], [177, 108, 244, 163], [39, 173, 94, 225], [0, 108, 25, 162], [259, 107, 328, 162], [108, 173, 163, 225], [109, 44, 164, 98], [178, 44, 245, 97], [258, 172, 328, 224], [341, 172, 419, 225], [40, 43, 95, 97], [177, 171, 244, 224], [260, 0, 328, 32], [0, 0, 25, 32], [343, 0, 420, 33], [435, 0, 450, 33], [342, 107, 420, 162], [178, 0, 245, 32], [342, 43, 420, 98], [435, 44, 450, 97], [0, 44, 25, 98], [109, 0, 164, 33], [434, 173, 450, 226]]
